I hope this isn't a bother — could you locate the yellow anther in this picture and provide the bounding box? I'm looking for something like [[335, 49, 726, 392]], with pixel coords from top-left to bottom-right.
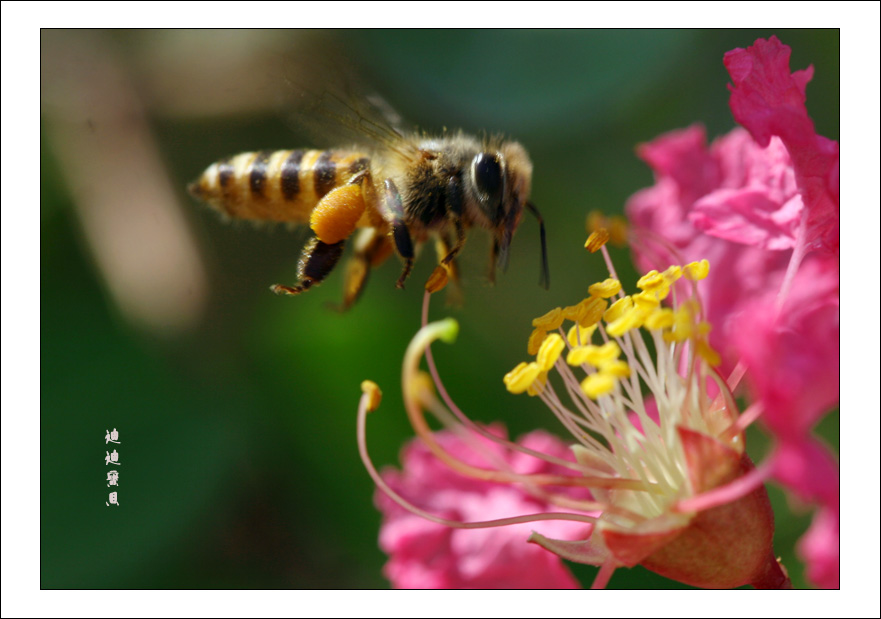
[[606, 306, 649, 337], [585, 229, 611, 253], [697, 339, 721, 367], [697, 321, 712, 336], [576, 297, 608, 328], [603, 296, 633, 323], [536, 333, 565, 371], [425, 264, 449, 294], [587, 212, 629, 248], [586, 211, 607, 233], [663, 306, 695, 343], [608, 217, 629, 247], [637, 270, 666, 291], [683, 259, 710, 281], [572, 341, 621, 367], [581, 372, 616, 399], [527, 328, 548, 355], [662, 265, 682, 283], [566, 346, 591, 366], [503, 361, 542, 395], [360, 380, 382, 412], [601, 359, 631, 378], [633, 290, 662, 310], [566, 323, 595, 347], [527, 371, 548, 397], [532, 307, 564, 330], [588, 278, 622, 299], [644, 307, 675, 331]]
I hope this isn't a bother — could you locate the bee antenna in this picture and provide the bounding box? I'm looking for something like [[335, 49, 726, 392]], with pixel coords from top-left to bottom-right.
[[526, 201, 549, 290]]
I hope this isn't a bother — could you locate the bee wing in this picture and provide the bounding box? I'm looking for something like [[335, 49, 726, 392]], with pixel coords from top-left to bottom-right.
[[284, 59, 419, 162]]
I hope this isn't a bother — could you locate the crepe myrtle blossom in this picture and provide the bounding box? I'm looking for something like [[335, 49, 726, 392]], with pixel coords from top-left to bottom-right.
[[626, 37, 838, 588], [357, 242, 790, 589]]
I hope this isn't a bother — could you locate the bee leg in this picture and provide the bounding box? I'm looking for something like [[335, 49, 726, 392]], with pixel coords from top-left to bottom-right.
[[333, 228, 393, 311], [380, 179, 414, 289], [436, 231, 463, 306], [272, 237, 345, 296]]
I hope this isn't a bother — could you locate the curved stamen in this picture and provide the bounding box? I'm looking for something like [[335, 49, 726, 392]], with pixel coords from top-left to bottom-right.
[[357, 386, 598, 529], [421, 289, 614, 477]]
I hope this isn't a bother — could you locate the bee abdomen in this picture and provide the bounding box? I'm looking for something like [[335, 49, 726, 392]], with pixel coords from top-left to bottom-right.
[[189, 149, 371, 223]]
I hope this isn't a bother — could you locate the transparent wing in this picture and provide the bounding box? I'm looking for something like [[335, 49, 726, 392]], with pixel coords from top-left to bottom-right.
[[282, 57, 419, 161]]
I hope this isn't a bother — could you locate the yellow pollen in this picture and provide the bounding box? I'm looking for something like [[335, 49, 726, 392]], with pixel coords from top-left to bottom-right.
[[536, 333, 566, 371], [637, 270, 666, 291], [603, 296, 633, 323], [562, 305, 580, 322], [527, 371, 548, 397], [684, 259, 710, 281], [586, 211, 629, 247], [644, 307, 675, 331], [588, 278, 622, 299], [662, 265, 683, 283], [576, 341, 621, 367], [566, 346, 591, 366], [663, 305, 695, 343], [608, 218, 629, 247], [601, 359, 631, 378], [532, 307, 564, 330], [360, 380, 383, 412], [527, 328, 549, 355], [503, 361, 542, 394], [697, 339, 721, 366], [585, 229, 611, 253], [606, 306, 649, 337], [581, 372, 616, 399], [575, 297, 608, 328], [567, 323, 595, 347], [633, 290, 662, 310]]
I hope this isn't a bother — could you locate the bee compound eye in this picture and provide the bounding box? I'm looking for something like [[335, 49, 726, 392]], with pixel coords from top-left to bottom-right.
[[471, 152, 504, 210]]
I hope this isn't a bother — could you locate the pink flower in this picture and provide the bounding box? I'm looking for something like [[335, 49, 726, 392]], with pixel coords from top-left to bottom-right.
[[376, 427, 589, 589], [725, 36, 839, 254], [627, 125, 793, 376], [358, 256, 789, 589], [798, 507, 840, 590], [626, 37, 839, 588]]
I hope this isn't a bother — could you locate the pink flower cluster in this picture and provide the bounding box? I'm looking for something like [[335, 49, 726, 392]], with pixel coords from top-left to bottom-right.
[[371, 36, 838, 589], [626, 36, 839, 588], [376, 426, 591, 588]]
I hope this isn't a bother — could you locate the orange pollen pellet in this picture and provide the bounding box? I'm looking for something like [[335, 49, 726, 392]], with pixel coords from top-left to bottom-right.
[[310, 184, 366, 244]]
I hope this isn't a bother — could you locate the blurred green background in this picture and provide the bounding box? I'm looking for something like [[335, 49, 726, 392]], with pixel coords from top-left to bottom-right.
[[40, 29, 839, 589]]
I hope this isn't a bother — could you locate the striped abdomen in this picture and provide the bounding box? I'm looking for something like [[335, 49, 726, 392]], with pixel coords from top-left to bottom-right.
[[189, 149, 371, 223]]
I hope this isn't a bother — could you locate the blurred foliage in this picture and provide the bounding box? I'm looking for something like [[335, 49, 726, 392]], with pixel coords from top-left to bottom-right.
[[40, 29, 838, 589]]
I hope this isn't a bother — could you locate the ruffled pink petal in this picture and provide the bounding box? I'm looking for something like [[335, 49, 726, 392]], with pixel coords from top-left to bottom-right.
[[690, 188, 800, 249], [732, 256, 839, 438], [636, 124, 721, 207], [376, 428, 589, 588], [724, 36, 839, 253]]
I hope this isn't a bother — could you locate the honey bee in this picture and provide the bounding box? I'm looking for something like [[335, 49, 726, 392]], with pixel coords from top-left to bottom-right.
[[188, 92, 549, 309]]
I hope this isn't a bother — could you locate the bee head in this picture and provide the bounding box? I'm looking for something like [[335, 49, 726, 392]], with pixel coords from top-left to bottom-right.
[[469, 141, 547, 289]]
